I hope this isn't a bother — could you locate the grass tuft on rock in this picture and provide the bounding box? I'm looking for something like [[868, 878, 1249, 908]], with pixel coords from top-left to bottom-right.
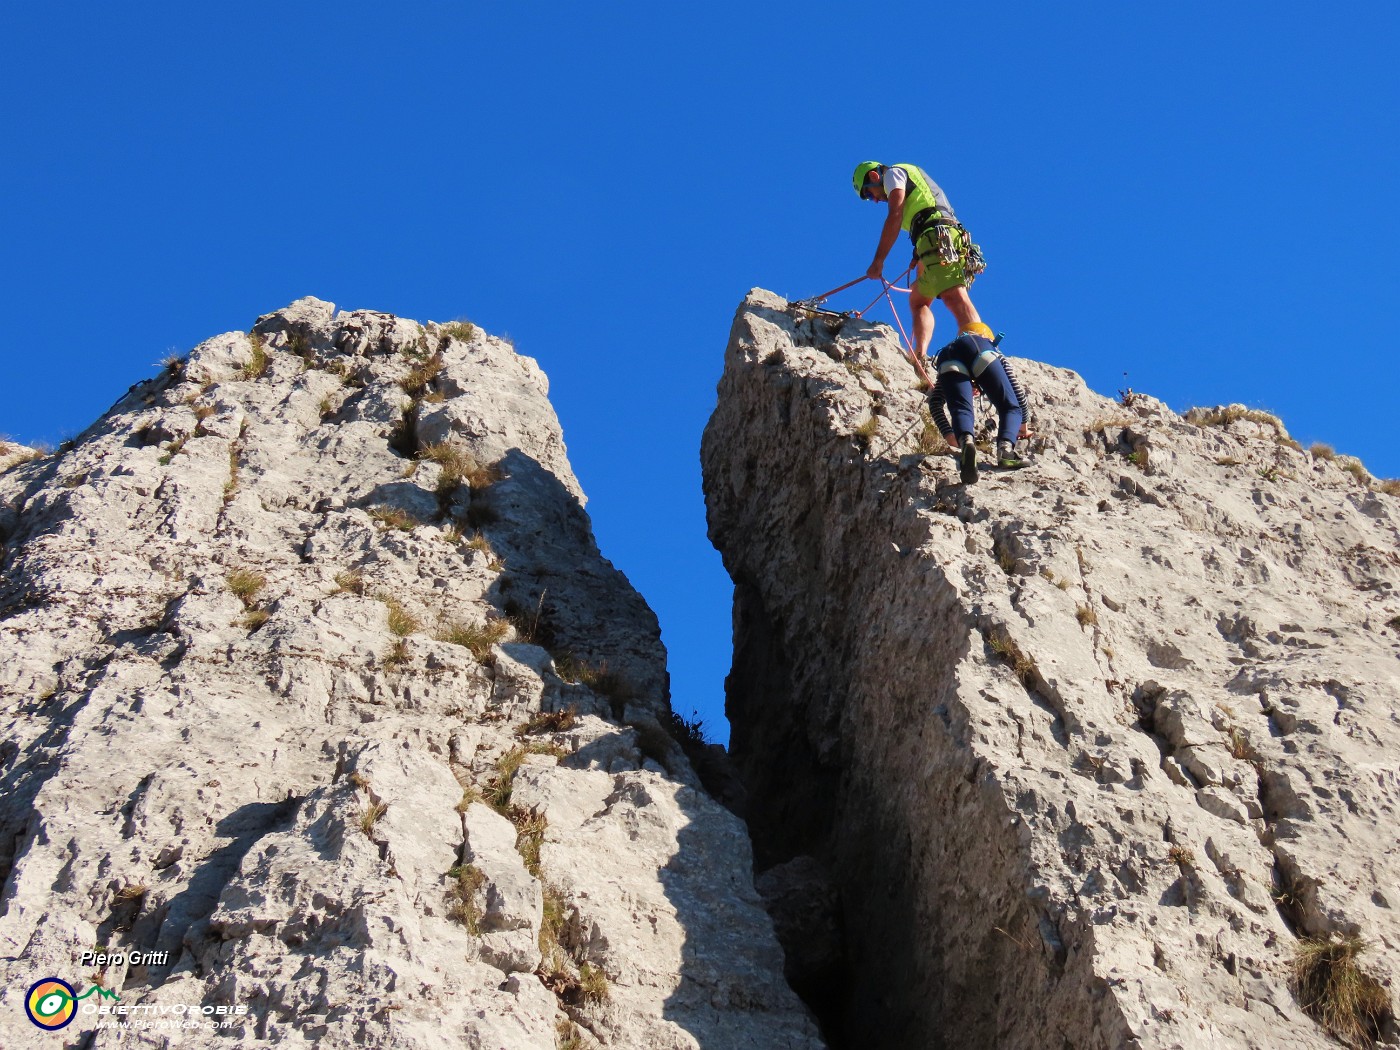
[[517, 707, 579, 736], [436, 616, 510, 663], [446, 863, 486, 933], [1289, 937, 1391, 1049], [227, 569, 266, 607], [378, 596, 419, 637], [241, 333, 269, 379], [358, 800, 388, 837]]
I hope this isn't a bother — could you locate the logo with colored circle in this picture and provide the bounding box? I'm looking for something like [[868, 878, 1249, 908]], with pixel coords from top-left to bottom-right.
[[25, 978, 77, 1030]]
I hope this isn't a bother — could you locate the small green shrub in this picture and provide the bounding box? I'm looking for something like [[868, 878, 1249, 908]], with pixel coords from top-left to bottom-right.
[[1290, 937, 1390, 1048]]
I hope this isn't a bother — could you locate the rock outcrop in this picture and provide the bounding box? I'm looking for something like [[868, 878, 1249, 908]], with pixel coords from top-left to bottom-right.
[[703, 290, 1399, 1050], [0, 298, 823, 1048]]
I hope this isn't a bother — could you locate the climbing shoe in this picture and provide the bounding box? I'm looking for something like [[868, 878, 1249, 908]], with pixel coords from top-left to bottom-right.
[[960, 436, 979, 485], [997, 440, 1031, 469]]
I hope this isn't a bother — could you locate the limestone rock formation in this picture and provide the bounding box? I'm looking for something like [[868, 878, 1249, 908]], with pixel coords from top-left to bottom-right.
[[703, 290, 1399, 1050], [0, 299, 823, 1049]]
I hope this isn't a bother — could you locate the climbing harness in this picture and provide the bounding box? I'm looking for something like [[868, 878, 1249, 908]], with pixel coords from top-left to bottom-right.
[[909, 208, 986, 281]]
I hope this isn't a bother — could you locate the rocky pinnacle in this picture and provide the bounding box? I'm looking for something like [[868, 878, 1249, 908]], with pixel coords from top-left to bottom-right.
[[702, 290, 1399, 1050], [0, 298, 823, 1049]]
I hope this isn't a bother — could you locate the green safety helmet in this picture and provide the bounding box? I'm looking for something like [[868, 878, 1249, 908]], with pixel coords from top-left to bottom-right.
[[852, 161, 883, 198]]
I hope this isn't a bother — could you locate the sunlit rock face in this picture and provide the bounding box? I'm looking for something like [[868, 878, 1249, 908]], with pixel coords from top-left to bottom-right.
[[0, 298, 824, 1050], [703, 289, 1399, 1050]]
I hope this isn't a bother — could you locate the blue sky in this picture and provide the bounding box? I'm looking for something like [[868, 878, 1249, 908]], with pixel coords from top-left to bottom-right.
[[4, 3, 1398, 745]]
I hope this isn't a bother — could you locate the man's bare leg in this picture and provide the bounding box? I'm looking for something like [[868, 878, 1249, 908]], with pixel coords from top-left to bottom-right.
[[910, 290, 936, 359], [939, 285, 982, 332]]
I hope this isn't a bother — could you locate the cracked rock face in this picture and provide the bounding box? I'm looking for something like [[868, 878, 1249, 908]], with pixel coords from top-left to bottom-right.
[[0, 298, 822, 1049], [702, 290, 1399, 1050]]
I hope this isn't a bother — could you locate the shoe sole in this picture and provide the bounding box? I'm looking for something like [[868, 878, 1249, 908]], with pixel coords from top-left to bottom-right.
[[960, 445, 979, 485]]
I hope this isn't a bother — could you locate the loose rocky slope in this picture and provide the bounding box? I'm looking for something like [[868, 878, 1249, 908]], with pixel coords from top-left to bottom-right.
[[0, 298, 823, 1049], [702, 290, 1399, 1050]]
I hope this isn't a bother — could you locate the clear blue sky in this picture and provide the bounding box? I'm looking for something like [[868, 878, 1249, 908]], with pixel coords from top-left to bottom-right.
[[4, 3, 1398, 745]]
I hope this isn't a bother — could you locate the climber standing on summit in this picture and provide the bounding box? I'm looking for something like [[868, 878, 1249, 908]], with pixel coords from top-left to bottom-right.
[[853, 161, 992, 357], [854, 161, 1028, 483]]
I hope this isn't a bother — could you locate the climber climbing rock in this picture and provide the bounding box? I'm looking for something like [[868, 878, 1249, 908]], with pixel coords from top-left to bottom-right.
[[925, 333, 1032, 484], [853, 161, 991, 359]]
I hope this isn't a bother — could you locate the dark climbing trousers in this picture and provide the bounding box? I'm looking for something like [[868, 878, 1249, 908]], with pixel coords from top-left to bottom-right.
[[933, 334, 1024, 445]]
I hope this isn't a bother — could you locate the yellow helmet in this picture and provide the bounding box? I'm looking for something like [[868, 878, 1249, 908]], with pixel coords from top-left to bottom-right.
[[852, 161, 882, 198]]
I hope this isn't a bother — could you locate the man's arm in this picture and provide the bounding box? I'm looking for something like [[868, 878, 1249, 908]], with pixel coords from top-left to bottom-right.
[[865, 187, 905, 280]]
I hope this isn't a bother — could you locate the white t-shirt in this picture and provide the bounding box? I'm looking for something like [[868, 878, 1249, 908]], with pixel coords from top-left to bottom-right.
[[881, 166, 908, 196], [882, 165, 959, 224]]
